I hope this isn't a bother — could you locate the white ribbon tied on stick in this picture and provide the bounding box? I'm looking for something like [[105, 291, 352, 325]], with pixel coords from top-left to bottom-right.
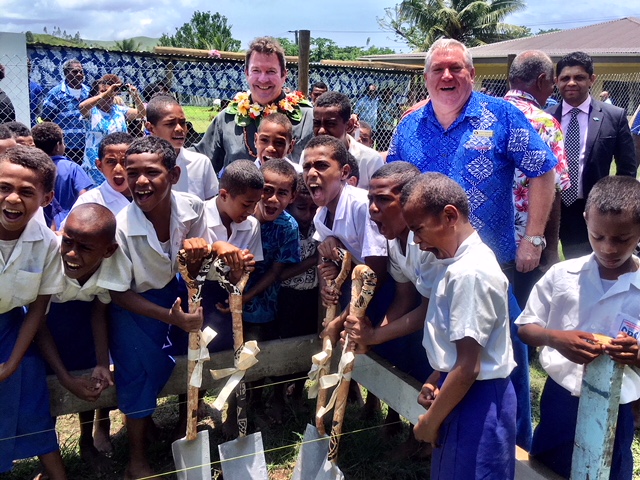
[[187, 326, 217, 388], [315, 349, 355, 420], [210, 340, 260, 411], [307, 342, 333, 399]]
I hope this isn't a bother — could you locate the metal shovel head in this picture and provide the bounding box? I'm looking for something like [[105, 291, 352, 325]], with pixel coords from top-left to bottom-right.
[[315, 456, 345, 480], [171, 429, 213, 480], [218, 432, 268, 479], [292, 424, 331, 480]]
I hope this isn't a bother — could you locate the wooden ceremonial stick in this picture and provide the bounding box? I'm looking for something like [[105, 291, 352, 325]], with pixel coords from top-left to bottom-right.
[[316, 248, 352, 436], [328, 265, 377, 464], [176, 244, 214, 441], [230, 270, 251, 438]]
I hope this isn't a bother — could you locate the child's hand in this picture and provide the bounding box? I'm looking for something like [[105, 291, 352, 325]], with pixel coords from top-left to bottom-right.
[[343, 314, 374, 351], [318, 260, 339, 282], [240, 249, 256, 272], [212, 241, 244, 271], [183, 237, 211, 263], [215, 300, 231, 314], [417, 382, 439, 409], [321, 316, 344, 347], [604, 332, 639, 365], [413, 413, 440, 448], [549, 330, 604, 364], [91, 365, 114, 394], [0, 362, 14, 383], [169, 297, 204, 332], [320, 284, 339, 307], [318, 237, 345, 261], [62, 375, 103, 402]]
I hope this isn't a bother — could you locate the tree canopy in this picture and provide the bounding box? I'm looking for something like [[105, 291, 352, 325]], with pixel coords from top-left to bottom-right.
[[379, 0, 529, 51], [159, 11, 241, 52], [276, 37, 395, 61]]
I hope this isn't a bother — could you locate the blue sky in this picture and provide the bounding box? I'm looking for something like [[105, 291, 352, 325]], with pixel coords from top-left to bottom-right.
[[0, 1, 638, 53]]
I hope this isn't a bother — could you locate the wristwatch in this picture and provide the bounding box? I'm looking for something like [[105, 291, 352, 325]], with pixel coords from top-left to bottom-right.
[[523, 234, 546, 249]]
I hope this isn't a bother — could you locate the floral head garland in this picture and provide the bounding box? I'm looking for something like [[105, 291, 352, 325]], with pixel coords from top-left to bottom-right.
[[227, 90, 312, 127]]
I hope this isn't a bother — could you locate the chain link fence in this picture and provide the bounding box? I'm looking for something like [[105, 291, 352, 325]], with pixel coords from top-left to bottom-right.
[[2, 41, 640, 155]]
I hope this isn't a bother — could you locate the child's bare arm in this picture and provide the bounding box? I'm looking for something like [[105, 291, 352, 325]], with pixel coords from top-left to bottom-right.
[[242, 261, 286, 304], [280, 252, 319, 281], [604, 333, 640, 366], [35, 321, 103, 401], [0, 295, 50, 382], [90, 299, 114, 389], [413, 337, 482, 447], [317, 236, 345, 261], [110, 290, 203, 332], [364, 255, 388, 293], [518, 324, 603, 364]]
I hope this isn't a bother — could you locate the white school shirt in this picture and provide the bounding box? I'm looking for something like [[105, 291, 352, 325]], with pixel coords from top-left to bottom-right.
[[174, 147, 219, 201], [346, 134, 384, 190], [69, 181, 130, 217], [423, 232, 516, 380], [254, 157, 303, 173], [115, 191, 207, 293], [312, 184, 387, 264], [52, 239, 131, 305], [204, 197, 263, 280], [387, 231, 437, 292], [0, 218, 64, 313], [516, 254, 640, 404]]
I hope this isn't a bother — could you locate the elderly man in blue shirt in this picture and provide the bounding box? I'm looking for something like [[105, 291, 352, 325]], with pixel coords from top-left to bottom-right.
[[388, 38, 558, 451], [41, 59, 90, 165]]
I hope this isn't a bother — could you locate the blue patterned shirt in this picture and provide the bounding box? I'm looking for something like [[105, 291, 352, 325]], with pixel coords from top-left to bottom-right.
[[244, 211, 301, 324], [388, 92, 557, 264], [41, 81, 90, 150]]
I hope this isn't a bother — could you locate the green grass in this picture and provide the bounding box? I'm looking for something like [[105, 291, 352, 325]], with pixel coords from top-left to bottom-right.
[[183, 106, 217, 134]]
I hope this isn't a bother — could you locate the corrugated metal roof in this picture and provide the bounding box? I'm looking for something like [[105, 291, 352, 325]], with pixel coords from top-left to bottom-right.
[[359, 17, 640, 62]]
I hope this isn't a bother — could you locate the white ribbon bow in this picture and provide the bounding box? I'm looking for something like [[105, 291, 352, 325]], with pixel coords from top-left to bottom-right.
[[187, 326, 217, 388], [307, 343, 333, 399], [315, 350, 355, 419], [209, 340, 260, 411]]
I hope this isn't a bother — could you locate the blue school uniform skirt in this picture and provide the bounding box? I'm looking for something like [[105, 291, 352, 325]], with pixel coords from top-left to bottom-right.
[[531, 377, 634, 480], [430, 374, 516, 480], [109, 279, 179, 419], [0, 308, 59, 473], [46, 300, 97, 373]]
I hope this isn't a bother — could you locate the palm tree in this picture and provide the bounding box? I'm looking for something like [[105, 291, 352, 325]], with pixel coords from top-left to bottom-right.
[[380, 0, 528, 51], [114, 38, 143, 52]]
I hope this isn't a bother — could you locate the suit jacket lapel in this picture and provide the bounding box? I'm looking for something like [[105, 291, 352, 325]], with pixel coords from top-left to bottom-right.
[[583, 99, 603, 165]]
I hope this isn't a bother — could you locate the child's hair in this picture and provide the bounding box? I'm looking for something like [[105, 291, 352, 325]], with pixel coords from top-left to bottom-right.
[[0, 124, 12, 140], [0, 144, 56, 192], [219, 160, 264, 196], [359, 120, 373, 133], [143, 81, 172, 102], [126, 136, 177, 170], [585, 176, 640, 224], [261, 158, 297, 192], [315, 91, 352, 122], [31, 122, 64, 155], [69, 203, 117, 241], [146, 94, 181, 125], [304, 135, 349, 167], [401, 172, 470, 217], [294, 172, 311, 197], [98, 132, 134, 160], [3, 121, 31, 139], [372, 161, 420, 187], [259, 112, 293, 141], [345, 152, 359, 183]]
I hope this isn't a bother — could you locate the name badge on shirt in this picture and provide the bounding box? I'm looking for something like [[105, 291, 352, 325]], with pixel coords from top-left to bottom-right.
[[617, 312, 640, 341], [473, 130, 494, 138]]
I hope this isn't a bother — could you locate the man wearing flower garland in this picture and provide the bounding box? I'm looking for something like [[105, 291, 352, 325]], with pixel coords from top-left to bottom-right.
[[192, 37, 314, 173]]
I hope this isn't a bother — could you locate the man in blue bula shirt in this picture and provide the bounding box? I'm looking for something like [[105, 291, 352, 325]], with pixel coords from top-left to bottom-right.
[[388, 38, 558, 451]]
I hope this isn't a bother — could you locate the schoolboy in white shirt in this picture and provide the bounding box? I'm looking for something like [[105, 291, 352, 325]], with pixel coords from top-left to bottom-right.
[[516, 176, 640, 480], [146, 94, 218, 200], [253, 112, 302, 173]]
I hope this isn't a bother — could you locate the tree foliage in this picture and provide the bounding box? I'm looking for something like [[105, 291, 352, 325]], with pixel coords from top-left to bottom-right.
[[159, 11, 241, 52], [114, 38, 144, 52], [276, 36, 395, 61], [41, 26, 84, 46], [378, 0, 529, 51]]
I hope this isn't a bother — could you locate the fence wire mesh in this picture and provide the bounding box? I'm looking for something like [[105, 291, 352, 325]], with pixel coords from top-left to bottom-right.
[[1, 44, 640, 158]]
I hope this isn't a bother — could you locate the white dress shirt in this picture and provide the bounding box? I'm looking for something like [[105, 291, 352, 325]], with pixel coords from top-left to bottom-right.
[[175, 147, 219, 201]]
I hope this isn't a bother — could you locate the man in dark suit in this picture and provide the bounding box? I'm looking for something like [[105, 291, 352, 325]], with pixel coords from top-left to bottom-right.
[[547, 51, 637, 258]]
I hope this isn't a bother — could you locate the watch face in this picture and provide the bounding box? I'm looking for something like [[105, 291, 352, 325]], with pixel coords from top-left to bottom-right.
[[532, 237, 542, 246]]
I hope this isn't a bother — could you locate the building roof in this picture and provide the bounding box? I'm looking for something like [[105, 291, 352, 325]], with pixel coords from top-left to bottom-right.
[[359, 17, 640, 64]]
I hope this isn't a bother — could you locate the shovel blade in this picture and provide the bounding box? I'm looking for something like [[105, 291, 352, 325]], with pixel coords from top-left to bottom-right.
[[218, 432, 268, 479], [314, 456, 345, 480], [292, 424, 330, 480], [171, 430, 212, 480]]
